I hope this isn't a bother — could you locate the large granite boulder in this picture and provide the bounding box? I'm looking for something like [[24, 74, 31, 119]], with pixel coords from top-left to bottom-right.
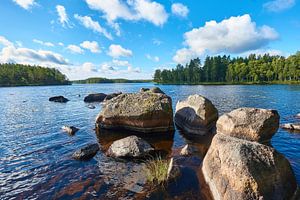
[[106, 135, 154, 158], [49, 96, 69, 103], [72, 143, 99, 160], [217, 107, 279, 142], [202, 133, 297, 200], [84, 93, 107, 102], [175, 95, 218, 135], [96, 92, 174, 133]]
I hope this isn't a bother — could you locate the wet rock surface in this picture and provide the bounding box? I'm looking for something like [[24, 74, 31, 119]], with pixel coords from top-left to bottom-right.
[[72, 143, 99, 160], [104, 92, 122, 101], [49, 96, 69, 103], [180, 144, 197, 156], [61, 126, 79, 135], [106, 135, 154, 158], [84, 93, 107, 102], [217, 107, 279, 142], [175, 95, 218, 135], [96, 91, 174, 133]]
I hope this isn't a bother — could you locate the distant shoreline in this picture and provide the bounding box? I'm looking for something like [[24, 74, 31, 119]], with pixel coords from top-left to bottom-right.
[[154, 81, 300, 86]]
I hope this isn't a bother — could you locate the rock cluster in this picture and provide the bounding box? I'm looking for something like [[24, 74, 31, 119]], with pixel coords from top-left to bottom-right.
[[202, 107, 297, 200], [175, 95, 218, 135], [96, 88, 174, 133]]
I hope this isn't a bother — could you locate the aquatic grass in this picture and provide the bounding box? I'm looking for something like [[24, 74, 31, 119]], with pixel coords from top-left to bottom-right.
[[144, 156, 169, 186]]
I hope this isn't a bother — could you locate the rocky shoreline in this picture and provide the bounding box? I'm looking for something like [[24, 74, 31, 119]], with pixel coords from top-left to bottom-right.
[[52, 87, 299, 199]]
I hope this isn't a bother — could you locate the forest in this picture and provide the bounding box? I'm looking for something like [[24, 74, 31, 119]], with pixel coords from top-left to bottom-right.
[[0, 63, 70, 86], [153, 52, 300, 84], [73, 77, 151, 84]]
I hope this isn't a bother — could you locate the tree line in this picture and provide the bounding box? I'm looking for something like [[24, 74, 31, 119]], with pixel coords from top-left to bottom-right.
[[154, 52, 300, 84], [0, 63, 70, 86]]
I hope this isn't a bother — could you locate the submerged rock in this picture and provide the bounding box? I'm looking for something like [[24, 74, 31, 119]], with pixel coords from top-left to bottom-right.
[[49, 96, 69, 103], [281, 123, 300, 131], [106, 135, 154, 158], [104, 92, 122, 101], [62, 126, 79, 135], [72, 143, 99, 160], [87, 105, 96, 109], [96, 92, 174, 133], [202, 133, 297, 200], [84, 93, 107, 103], [167, 158, 180, 181], [217, 107, 279, 142], [175, 95, 218, 135], [180, 144, 197, 156]]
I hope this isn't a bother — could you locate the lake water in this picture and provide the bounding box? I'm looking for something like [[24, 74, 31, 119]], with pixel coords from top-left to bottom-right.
[[0, 83, 299, 199]]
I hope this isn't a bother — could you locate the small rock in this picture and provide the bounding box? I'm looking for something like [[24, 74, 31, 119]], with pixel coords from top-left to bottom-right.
[[62, 126, 79, 135], [140, 88, 150, 92], [281, 123, 300, 131], [72, 143, 99, 160], [167, 158, 180, 181], [49, 96, 69, 103], [84, 93, 107, 103], [106, 135, 154, 158], [149, 87, 165, 94], [180, 144, 197, 156], [296, 113, 300, 118], [104, 92, 122, 101], [87, 105, 96, 109]]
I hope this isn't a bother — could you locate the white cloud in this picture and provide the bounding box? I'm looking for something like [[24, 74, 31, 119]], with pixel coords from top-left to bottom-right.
[[58, 42, 64, 46], [173, 14, 279, 64], [74, 14, 113, 40], [107, 44, 133, 58], [0, 43, 69, 66], [263, 0, 295, 12], [80, 41, 101, 53], [173, 48, 197, 64], [67, 44, 84, 54], [146, 54, 159, 62], [0, 36, 13, 47], [56, 5, 70, 27], [33, 39, 55, 47], [13, 0, 36, 10], [85, 0, 168, 26], [171, 3, 189, 18]]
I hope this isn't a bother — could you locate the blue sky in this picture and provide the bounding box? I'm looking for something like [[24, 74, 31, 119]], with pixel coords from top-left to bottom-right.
[[0, 0, 299, 80]]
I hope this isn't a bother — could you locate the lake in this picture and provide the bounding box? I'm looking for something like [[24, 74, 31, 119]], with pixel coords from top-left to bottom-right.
[[0, 83, 299, 199]]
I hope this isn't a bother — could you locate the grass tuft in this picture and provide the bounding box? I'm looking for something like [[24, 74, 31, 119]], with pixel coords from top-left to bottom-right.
[[144, 156, 169, 186]]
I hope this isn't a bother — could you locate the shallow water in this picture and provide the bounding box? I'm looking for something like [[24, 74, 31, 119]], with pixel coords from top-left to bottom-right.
[[0, 83, 299, 199]]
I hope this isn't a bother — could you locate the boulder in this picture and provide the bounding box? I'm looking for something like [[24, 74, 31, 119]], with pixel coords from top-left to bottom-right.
[[167, 158, 181, 181], [180, 144, 197, 156], [62, 126, 79, 135], [296, 113, 300, 118], [106, 135, 154, 158], [104, 92, 122, 101], [96, 92, 174, 133], [87, 105, 96, 109], [217, 107, 279, 142], [72, 143, 99, 160], [49, 96, 69, 103], [281, 123, 300, 131], [202, 133, 297, 200], [84, 93, 107, 102], [175, 95, 218, 135]]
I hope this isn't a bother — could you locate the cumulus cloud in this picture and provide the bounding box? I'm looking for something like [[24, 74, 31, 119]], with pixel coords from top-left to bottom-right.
[[173, 14, 279, 64], [0, 36, 13, 47], [67, 44, 84, 54], [146, 54, 159, 62], [171, 3, 189, 17], [0, 41, 69, 65], [74, 14, 113, 40], [263, 0, 295, 12], [80, 41, 101, 53], [107, 44, 133, 58], [85, 0, 168, 26], [13, 0, 36, 10], [173, 48, 197, 64], [56, 5, 70, 27], [33, 39, 54, 47]]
